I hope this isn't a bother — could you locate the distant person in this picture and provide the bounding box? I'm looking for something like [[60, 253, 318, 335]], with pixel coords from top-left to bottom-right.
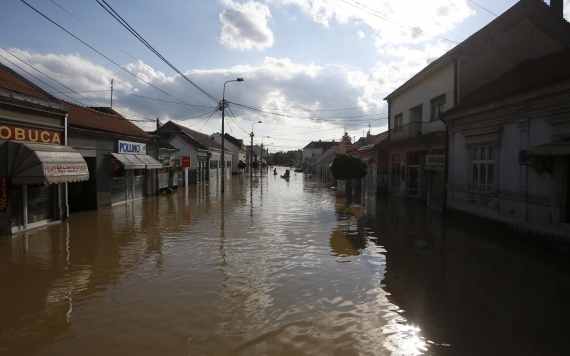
[[273, 168, 277, 175]]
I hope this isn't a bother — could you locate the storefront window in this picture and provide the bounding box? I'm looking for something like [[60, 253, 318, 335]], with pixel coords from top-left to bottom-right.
[[10, 185, 23, 228], [27, 185, 54, 224]]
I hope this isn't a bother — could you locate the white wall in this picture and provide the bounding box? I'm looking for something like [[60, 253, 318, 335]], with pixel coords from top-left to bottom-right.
[[389, 64, 455, 127]]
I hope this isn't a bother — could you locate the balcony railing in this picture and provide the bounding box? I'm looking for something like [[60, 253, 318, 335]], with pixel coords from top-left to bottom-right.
[[390, 119, 446, 142]]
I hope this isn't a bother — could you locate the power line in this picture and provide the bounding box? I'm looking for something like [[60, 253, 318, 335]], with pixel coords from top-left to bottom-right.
[[341, 0, 461, 45], [0, 49, 101, 107], [49, 0, 211, 108], [96, 0, 219, 103], [19, 0, 207, 111], [468, 0, 498, 17]]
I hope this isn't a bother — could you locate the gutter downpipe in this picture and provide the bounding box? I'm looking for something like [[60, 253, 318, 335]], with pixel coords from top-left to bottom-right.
[[442, 56, 459, 215]]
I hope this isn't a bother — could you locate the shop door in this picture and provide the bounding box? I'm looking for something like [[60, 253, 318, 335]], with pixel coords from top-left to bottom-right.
[[408, 165, 419, 197]]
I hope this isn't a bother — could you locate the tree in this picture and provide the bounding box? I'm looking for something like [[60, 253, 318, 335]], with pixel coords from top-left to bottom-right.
[[330, 154, 368, 205], [342, 131, 352, 144], [237, 160, 246, 173]]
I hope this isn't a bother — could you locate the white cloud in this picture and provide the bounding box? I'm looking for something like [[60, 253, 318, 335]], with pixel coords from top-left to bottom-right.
[[219, 0, 274, 51], [269, 0, 473, 47], [1, 47, 392, 146], [0, 47, 132, 98], [357, 30, 365, 39]]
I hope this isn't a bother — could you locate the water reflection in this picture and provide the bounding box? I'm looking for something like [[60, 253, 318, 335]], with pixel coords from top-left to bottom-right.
[[1, 176, 568, 355]]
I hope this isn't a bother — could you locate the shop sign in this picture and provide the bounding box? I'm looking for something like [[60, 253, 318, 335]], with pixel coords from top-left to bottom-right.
[[0, 176, 9, 213], [163, 156, 171, 167], [0, 124, 62, 144], [180, 156, 191, 167], [118, 140, 146, 155], [426, 154, 445, 166], [44, 164, 88, 176]]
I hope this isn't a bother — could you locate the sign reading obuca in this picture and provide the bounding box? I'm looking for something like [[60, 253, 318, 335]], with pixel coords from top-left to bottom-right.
[[118, 140, 146, 155]]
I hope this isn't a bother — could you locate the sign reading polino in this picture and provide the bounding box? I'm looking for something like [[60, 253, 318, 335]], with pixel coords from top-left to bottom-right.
[[118, 140, 146, 155], [180, 156, 190, 167], [0, 124, 62, 144]]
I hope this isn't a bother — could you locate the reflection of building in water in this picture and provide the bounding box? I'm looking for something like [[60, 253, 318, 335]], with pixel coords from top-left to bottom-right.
[[363, 195, 570, 355]]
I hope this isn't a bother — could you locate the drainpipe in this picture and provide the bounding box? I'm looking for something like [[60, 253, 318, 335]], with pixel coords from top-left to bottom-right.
[[551, 0, 563, 18], [63, 113, 69, 220]]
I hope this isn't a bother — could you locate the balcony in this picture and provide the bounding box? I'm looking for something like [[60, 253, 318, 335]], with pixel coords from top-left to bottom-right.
[[390, 119, 446, 142]]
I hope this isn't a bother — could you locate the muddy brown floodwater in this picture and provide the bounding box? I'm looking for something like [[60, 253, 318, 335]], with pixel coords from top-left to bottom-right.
[[1, 173, 569, 355]]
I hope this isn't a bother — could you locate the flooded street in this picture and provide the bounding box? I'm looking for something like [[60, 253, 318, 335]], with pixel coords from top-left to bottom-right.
[[1, 173, 570, 355]]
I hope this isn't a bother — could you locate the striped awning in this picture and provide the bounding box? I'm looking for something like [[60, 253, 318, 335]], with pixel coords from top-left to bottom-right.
[[111, 153, 162, 169], [7, 141, 89, 185]]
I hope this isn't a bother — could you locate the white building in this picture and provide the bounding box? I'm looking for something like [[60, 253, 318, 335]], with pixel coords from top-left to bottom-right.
[[211, 133, 247, 175], [383, 0, 570, 211], [445, 48, 570, 238]]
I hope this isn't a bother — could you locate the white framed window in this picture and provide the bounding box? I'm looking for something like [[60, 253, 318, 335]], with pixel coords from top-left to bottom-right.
[[471, 146, 495, 191], [430, 95, 446, 121]]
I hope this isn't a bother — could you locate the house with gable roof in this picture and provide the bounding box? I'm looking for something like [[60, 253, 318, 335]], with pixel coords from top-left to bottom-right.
[[0, 62, 89, 235], [65, 102, 161, 209], [211, 132, 247, 174], [383, 0, 570, 211], [156, 120, 232, 184], [303, 140, 339, 173]]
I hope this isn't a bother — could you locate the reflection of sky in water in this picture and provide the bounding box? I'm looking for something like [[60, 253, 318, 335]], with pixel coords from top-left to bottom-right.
[[214, 178, 428, 355]]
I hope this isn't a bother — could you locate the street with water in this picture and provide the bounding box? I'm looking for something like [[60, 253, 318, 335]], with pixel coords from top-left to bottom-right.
[[1, 173, 569, 355]]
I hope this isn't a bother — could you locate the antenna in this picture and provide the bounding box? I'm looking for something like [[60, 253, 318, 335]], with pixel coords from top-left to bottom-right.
[[110, 79, 114, 108]]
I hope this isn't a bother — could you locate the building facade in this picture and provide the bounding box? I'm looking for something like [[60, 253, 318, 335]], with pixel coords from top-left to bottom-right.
[[0, 63, 89, 235], [65, 103, 161, 210], [383, 0, 570, 211], [445, 48, 570, 238]]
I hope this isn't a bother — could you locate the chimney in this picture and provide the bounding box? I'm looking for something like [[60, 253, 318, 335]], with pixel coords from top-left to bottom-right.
[[551, 0, 563, 18]]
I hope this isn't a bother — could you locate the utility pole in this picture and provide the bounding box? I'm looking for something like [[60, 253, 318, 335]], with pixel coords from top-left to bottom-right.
[[155, 118, 160, 195], [110, 79, 113, 108], [219, 78, 244, 193], [261, 142, 264, 175], [250, 132, 254, 176]]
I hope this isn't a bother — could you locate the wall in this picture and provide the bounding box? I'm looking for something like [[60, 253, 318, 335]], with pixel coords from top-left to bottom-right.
[[389, 64, 455, 127]]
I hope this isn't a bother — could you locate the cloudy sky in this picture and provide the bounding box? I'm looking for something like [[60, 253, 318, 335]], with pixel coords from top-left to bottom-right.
[[1, 0, 568, 151]]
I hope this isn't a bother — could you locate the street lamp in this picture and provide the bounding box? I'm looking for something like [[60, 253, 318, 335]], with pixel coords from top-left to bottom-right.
[[219, 78, 243, 193], [250, 121, 261, 176]]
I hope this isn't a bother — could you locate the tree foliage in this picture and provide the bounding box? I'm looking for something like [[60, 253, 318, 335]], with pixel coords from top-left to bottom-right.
[[272, 150, 302, 166], [341, 131, 352, 144], [252, 161, 259, 169], [237, 161, 247, 170], [330, 154, 368, 181]]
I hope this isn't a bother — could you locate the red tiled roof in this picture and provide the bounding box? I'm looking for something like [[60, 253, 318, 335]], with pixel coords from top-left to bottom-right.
[[447, 47, 570, 114], [161, 121, 227, 151], [64, 101, 153, 140], [0, 62, 62, 104]]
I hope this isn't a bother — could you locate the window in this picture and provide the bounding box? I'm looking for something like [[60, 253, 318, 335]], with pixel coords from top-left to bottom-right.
[[394, 113, 403, 130], [471, 146, 495, 191], [430, 95, 446, 121]]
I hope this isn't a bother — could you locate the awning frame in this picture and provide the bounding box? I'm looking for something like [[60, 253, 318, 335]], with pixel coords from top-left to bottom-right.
[[7, 141, 89, 185], [110, 153, 162, 169]]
